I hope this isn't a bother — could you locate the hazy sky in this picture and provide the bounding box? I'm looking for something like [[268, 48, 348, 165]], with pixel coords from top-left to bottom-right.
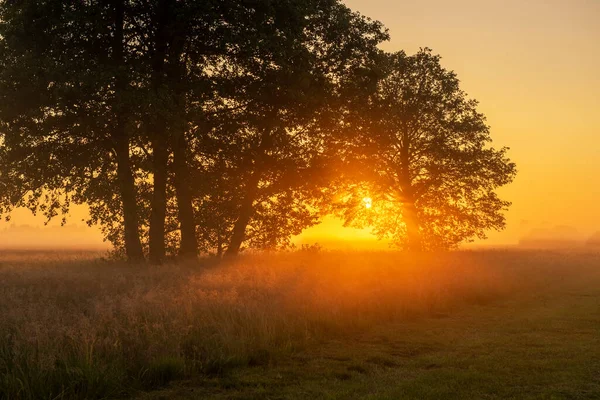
[[4, 0, 600, 248]]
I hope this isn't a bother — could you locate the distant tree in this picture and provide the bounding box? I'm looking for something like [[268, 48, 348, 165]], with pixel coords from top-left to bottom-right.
[[331, 49, 516, 251], [586, 232, 600, 248]]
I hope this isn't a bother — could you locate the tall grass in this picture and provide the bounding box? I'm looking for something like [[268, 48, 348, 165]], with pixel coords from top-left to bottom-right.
[[1, 249, 588, 399]]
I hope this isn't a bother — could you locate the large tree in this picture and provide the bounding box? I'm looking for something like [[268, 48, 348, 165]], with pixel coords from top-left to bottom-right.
[[0, 0, 388, 260], [0, 0, 149, 261], [331, 49, 516, 251], [207, 0, 388, 256], [134, 0, 388, 258], [129, 0, 389, 257]]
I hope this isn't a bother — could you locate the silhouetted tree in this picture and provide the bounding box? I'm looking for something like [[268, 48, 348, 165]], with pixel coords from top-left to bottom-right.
[[1, 3, 514, 256], [189, 131, 325, 255], [331, 49, 516, 251], [131, 0, 389, 257], [138, 0, 388, 258], [208, 1, 388, 256], [0, 0, 149, 261], [0, 0, 387, 260], [144, 0, 218, 262]]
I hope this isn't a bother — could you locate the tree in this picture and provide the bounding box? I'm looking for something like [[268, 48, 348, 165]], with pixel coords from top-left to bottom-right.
[[0, 1, 242, 261], [0, 0, 388, 260], [188, 130, 326, 256], [331, 49, 516, 251], [0, 0, 149, 261], [204, 0, 389, 256], [125, 0, 389, 257]]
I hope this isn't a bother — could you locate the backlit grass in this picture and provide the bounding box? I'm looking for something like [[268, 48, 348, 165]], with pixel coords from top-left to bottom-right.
[[1, 250, 598, 399]]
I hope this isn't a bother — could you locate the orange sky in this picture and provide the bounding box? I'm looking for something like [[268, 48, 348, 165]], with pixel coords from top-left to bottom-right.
[[3, 0, 599, 249]]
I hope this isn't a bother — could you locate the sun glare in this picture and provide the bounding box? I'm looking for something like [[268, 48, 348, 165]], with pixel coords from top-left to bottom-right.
[[363, 197, 372, 209]]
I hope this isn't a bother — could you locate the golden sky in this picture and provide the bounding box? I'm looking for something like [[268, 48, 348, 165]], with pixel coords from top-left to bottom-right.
[[3, 0, 599, 249]]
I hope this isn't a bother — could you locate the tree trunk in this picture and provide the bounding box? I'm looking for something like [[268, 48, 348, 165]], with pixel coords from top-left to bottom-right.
[[403, 199, 422, 252], [148, 135, 168, 264], [111, 0, 144, 263], [148, 1, 170, 264], [399, 132, 422, 251], [114, 135, 145, 262], [173, 130, 198, 258], [224, 197, 254, 257], [225, 174, 260, 257], [162, 19, 198, 259], [216, 230, 223, 258]]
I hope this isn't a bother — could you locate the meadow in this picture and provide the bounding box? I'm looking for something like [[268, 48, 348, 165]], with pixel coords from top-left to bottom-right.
[[1, 250, 599, 399]]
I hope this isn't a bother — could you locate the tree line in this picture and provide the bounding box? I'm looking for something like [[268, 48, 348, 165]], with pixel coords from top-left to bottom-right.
[[0, 0, 516, 263]]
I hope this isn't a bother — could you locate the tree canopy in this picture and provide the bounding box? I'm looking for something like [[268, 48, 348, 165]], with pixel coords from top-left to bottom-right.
[[330, 49, 516, 250], [0, 2, 515, 259]]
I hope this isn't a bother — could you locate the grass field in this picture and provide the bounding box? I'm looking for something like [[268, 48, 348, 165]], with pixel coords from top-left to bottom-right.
[[1, 250, 599, 399]]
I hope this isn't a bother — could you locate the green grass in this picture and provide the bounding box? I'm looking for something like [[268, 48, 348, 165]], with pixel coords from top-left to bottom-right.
[[1, 250, 599, 399], [141, 261, 600, 399]]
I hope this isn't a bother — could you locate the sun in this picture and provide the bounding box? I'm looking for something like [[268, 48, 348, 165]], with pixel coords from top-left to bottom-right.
[[363, 197, 372, 209]]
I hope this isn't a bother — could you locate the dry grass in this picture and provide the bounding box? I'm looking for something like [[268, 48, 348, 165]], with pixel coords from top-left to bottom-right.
[[1, 249, 591, 399]]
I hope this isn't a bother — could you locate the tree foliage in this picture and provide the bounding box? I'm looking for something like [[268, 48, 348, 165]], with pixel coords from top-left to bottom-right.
[[0, 2, 514, 257], [330, 49, 516, 250]]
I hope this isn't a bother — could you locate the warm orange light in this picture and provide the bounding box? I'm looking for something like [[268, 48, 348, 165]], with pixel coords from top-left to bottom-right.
[[363, 197, 372, 209]]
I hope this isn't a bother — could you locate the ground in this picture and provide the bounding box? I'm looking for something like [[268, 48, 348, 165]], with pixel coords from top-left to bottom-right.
[[141, 260, 600, 399], [1, 250, 599, 399]]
